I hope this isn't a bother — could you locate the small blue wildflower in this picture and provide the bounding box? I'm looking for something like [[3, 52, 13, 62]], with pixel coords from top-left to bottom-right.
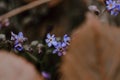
[[63, 34, 70, 45], [14, 43, 23, 51], [11, 32, 27, 43], [106, 0, 116, 10], [53, 42, 66, 56], [110, 6, 120, 16], [45, 33, 57, 47], [11, 32, 27, 51]]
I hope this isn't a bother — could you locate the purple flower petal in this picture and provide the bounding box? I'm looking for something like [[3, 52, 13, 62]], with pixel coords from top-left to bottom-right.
[[51, 34, 55, 37], [41, 71, 51, 79], [48, 43, 52, 47], [52, 41, 57, 46], [53, 49, 57, 54], [47, 33, 51, 38], [14, 43, 23, 51], [62, 42, 67, 47], [11, 32, 17, 40], [45, 39, 49, 43], [18, 32, 23, 37], [58, 52, 62, 56]]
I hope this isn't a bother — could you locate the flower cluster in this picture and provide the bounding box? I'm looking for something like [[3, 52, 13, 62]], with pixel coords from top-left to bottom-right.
[[45, 33, 70, 56], [0, 31, 67, 80], [11, 32, 27, 51], [106, 0, 120, 16]]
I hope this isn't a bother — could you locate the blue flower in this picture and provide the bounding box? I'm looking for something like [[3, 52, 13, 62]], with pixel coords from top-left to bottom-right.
[[11, 32, 27, 51], [53, 42, 66, 56], [11, 32, 27, 43], [45, 33, 57, 47], [63, 34, 70, 45], [14, 43, 23, 51], [110, 5, 120, 16], [106, 0, 116, 10]]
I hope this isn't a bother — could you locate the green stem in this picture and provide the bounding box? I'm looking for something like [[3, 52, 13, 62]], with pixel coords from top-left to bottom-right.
[[25, 52, 38, 62]]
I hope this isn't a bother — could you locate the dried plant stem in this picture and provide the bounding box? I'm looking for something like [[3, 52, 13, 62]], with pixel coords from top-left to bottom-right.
[[99, 8, 106, 17], [0, 0, 50, 21]]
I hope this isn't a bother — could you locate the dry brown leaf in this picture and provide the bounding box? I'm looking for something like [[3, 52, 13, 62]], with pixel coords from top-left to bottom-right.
[[61, 13, 120, 80], [0, 50, 43, 80]]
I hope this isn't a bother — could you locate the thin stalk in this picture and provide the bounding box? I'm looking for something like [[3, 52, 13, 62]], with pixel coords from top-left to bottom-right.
[[0, 0, 50, 22]]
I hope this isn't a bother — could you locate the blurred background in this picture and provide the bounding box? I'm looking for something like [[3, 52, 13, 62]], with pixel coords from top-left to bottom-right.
[[0, 0, 88, 41], [0, 0, 120, 41], [0, 0, 120, 80]]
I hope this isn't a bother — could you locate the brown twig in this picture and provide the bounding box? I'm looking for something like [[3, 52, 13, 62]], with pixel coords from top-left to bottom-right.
[[0, 0, 50, 21]]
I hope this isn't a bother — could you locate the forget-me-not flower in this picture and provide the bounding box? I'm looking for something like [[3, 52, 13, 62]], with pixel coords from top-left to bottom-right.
[[11, 32, 27, 51], [106, 0, 120, 16], [45, 33, 57, 47], [53, 42, 66, 56], [110, 5, 120, 16], [11, 32, 27, 43], [106, 0, 116, 10]]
